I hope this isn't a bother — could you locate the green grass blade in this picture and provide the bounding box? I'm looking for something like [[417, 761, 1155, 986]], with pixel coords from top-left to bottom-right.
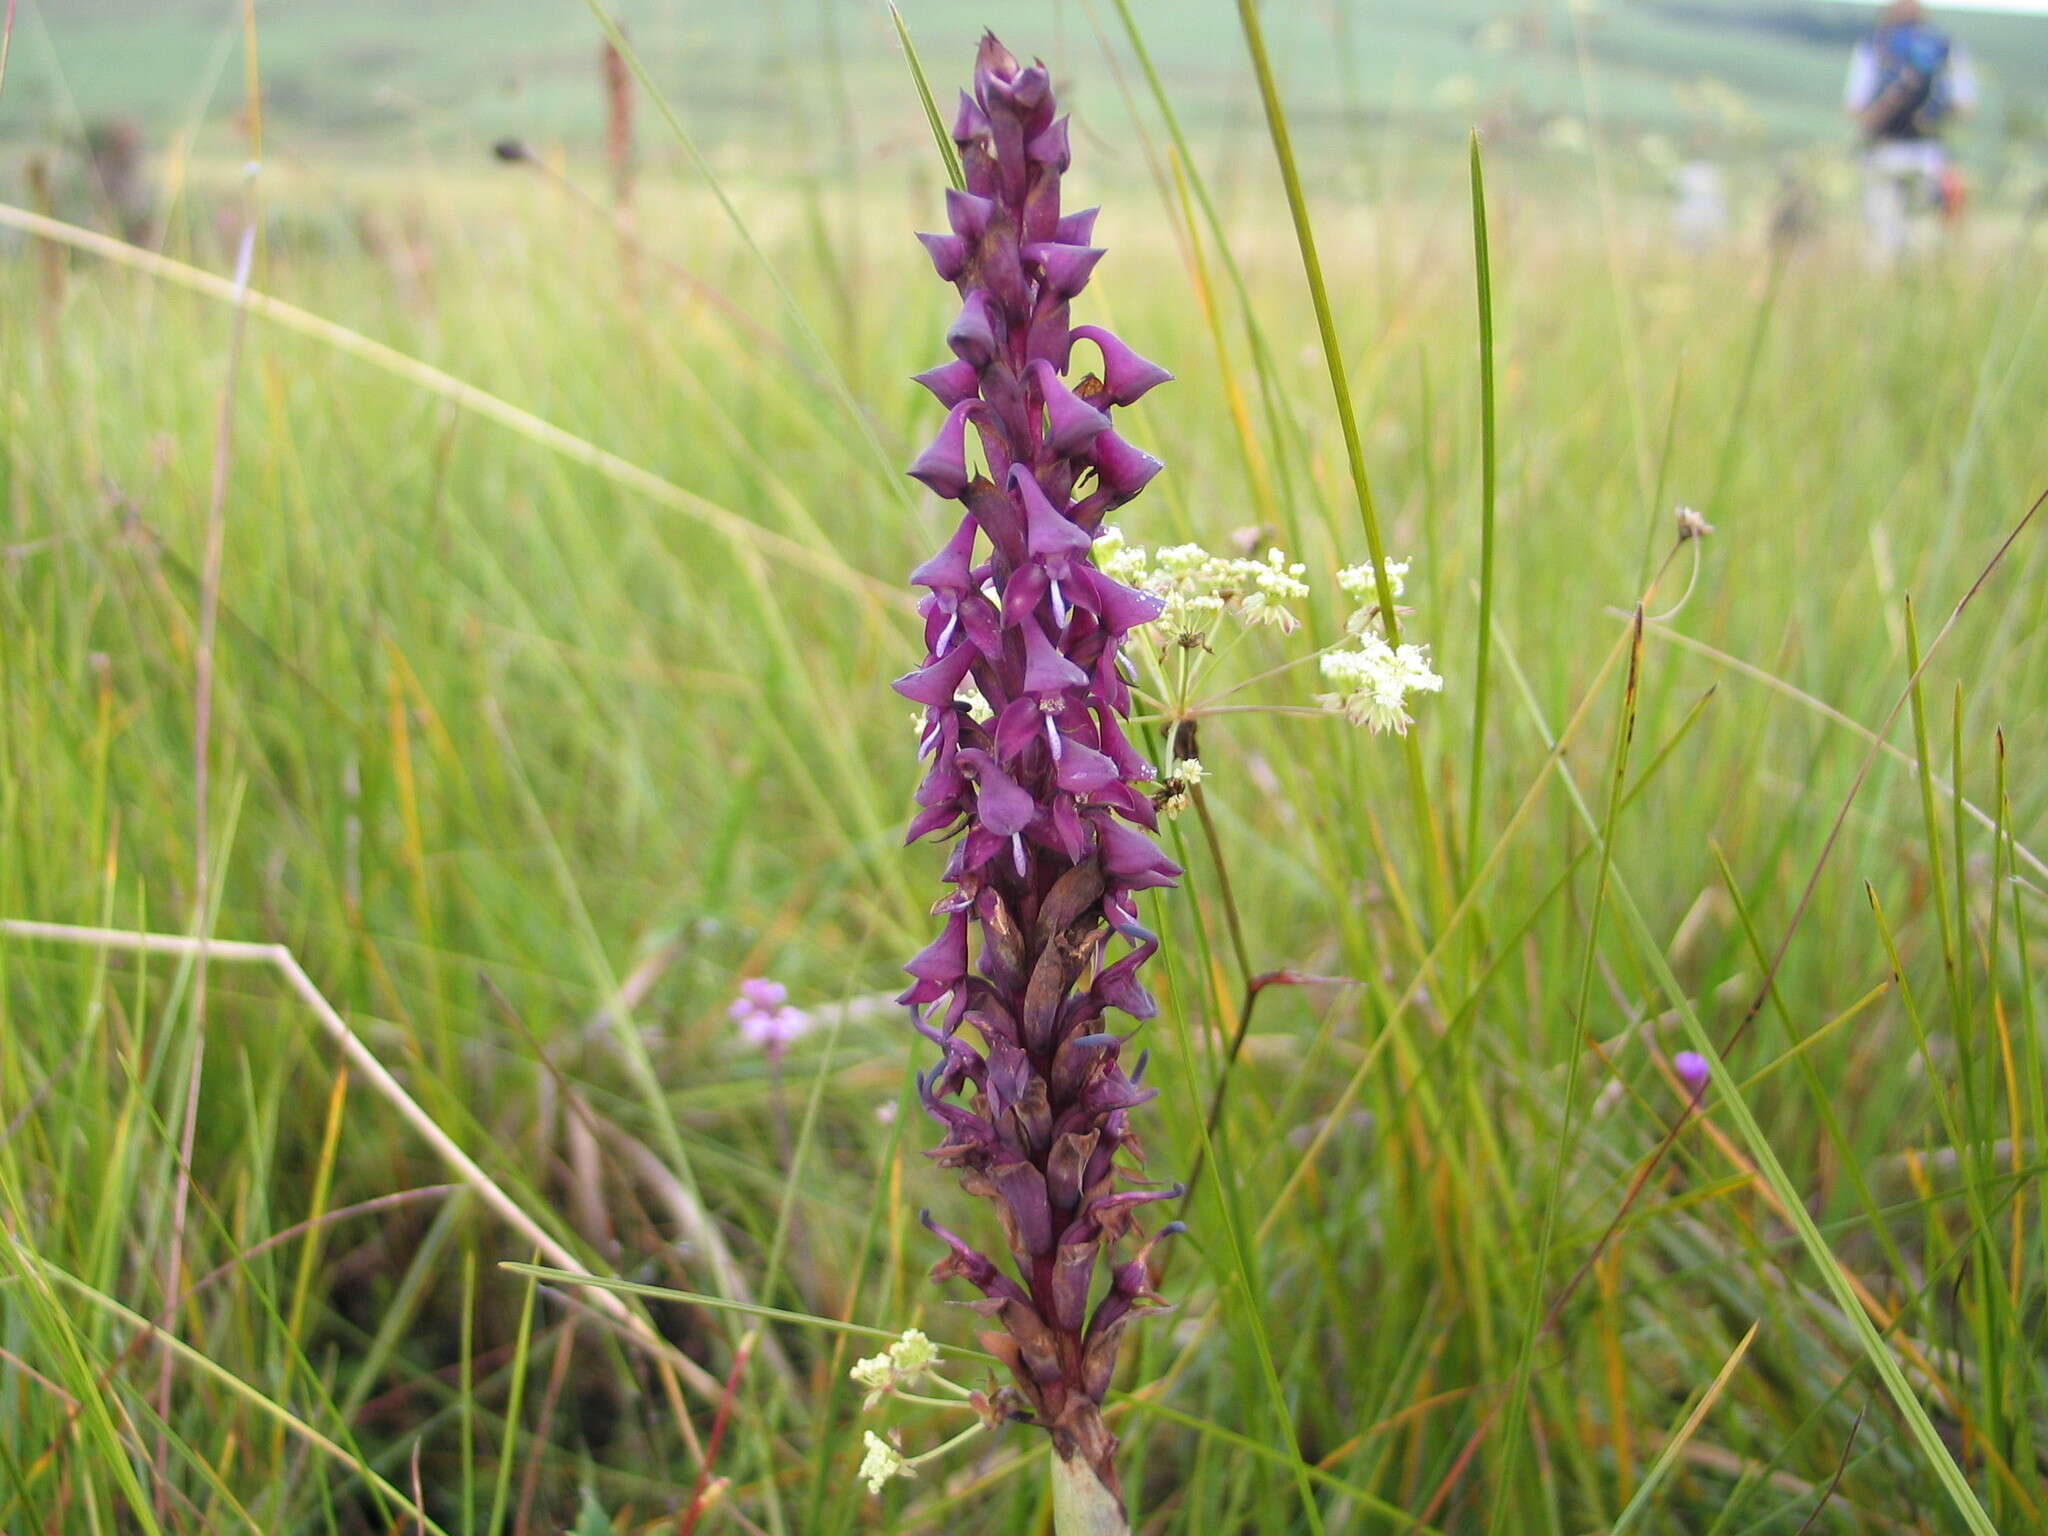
[[485, 1256, 542, 1536], [1487, 610, 1644, 1532], [1464, 128, 1497, 884], [887, 4, 964, 192], [1233, 0, 1451, 923], [1493, 625, 2003, 1536]]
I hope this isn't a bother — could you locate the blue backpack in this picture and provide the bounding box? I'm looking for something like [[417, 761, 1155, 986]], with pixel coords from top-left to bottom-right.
[[1870, 23, 1954, 137]]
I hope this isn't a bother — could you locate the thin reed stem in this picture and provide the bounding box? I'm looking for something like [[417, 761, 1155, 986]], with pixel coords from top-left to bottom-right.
[[1464, 130, 1497, 889], [1234, 0, 1452, 925]]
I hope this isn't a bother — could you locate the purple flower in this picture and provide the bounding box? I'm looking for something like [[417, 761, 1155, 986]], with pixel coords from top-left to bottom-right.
[[1674, 1050, 1711, 1100], [732, 977, 789, 1014], [731, 979, 811, 1055], [891, 34, 1179, 1518]]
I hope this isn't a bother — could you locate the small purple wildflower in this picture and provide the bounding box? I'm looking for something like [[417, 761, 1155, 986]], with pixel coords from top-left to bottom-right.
[[892, 33, 1179, 1518], [1674, 1050, 1711, 1100], [733, 977, 789, 1013], [730, 979, 811, 1055]]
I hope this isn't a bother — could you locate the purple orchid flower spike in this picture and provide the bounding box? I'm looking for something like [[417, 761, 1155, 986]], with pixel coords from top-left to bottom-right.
[[891, 32, 1179, 1531]]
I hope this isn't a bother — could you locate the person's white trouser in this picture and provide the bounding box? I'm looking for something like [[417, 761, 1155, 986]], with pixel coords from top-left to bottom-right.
[[1862, 140, 1947, 268]]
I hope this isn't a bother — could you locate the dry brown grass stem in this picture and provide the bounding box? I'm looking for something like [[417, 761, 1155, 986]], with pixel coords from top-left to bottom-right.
[[0, 919, 726, 1409], [158, 210, 259, 1506]]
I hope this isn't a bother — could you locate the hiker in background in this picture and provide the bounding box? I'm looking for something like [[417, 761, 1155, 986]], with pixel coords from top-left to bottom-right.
[[1672, 159, 1729, 255], [1843, 0, 1976, 267]]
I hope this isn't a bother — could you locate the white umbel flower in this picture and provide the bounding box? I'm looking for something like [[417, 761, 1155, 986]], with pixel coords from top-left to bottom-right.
[[1316, 636, 1444, 735], [1092, 526, 1146, 586], [850, 1351, 895, 1393], [1336, 559, 1408, 602], [849, 1328, 940, 1407], [1096, 533, 1440, 730], [886, 1328, 939, 1374], [859, 1431, 915, 1494], [1100, 537, 1313, 640]]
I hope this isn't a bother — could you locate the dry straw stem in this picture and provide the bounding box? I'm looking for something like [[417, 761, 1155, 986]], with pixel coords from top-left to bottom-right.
[[158, 202, 259, 1508], [0, 918, 724, 1406], [0, 203, 896, 608]]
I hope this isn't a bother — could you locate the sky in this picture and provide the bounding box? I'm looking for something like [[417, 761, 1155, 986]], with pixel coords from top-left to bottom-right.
[[1811, 0, 2048, 13]]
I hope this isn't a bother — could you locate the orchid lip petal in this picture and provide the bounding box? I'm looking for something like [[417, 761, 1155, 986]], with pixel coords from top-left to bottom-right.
[[1085, 567, 1166, 633], [991, 696, 1043, 765], [1020, 617, 1088, 695], [945, 187, 995, 241], [1022, 241, 1104, 299], [1086, 427, 1164, 505], [917, 231, 970, 282], [1029, 359, 1111, 457], [1071, 324, 1174, 406], [999, 562, 1050, 629], [908, 400, 979, 499], [913, 356, 982, 408], [956, 748, 1035, 835], [1054, 206, 1099, 244], [1055, 740, 1119, 795], [947, 291, 1000, 368], [891, 640, 978, 707]]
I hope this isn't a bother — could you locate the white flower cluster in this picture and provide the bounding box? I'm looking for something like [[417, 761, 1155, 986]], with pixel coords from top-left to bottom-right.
[[849, 1328, 939, 1409], [1096, 531, 1311, 639], [1316, 635, 1443, 735], [859, 1430, 914, 1493], [1093, 531, 1442, 734], [1316, 557, 1440, 734], [847, 1328, 986, 1497], [1335, 559, 1408, 604]]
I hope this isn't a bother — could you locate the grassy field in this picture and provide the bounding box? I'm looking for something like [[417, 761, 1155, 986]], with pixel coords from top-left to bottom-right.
[[5, 3, 2048, 1533]]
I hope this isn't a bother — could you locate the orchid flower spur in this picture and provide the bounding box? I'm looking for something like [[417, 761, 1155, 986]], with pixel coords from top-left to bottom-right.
[[891, 33, 1181, 1533]]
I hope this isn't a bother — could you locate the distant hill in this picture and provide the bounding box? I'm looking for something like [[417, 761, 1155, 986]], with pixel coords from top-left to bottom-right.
[[8, 0, 2044, 172]]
